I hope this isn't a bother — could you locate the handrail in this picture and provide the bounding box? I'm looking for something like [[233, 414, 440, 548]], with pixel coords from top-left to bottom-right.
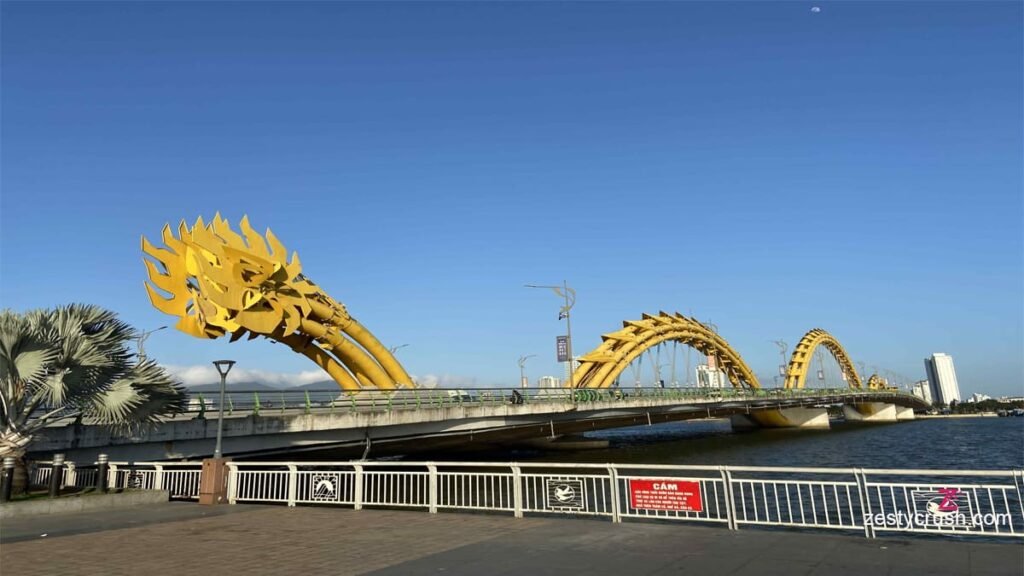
[[32, 458, 1023, 540]]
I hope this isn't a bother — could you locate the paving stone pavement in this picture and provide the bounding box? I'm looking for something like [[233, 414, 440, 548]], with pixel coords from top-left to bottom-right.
[[1, 503, 1022, 576]]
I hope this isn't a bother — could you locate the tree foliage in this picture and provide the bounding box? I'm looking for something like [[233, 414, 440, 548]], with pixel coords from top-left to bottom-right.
[[0, 304, 185, 458]]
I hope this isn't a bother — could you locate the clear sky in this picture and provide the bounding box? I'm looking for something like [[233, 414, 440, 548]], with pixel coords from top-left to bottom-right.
[[2, 2, 1021, 396]]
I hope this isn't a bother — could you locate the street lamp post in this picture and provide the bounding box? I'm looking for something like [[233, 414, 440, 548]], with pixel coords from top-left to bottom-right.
[[137, 326, 167, 361], [211, 360, 235, 459], [773, 340, 788, 387], [525, 281, 577, 388], [517, 355, 536, 389]]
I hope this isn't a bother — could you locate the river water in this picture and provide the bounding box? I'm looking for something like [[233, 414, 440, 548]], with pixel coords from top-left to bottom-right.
[[413, 417, 1024, 470]]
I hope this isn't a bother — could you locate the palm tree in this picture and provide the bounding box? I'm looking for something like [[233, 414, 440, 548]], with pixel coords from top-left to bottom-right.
[[0, 304, 186, 486]]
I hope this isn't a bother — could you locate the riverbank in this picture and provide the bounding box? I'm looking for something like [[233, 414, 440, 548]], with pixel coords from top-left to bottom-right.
[[916, 413, 999, 419]]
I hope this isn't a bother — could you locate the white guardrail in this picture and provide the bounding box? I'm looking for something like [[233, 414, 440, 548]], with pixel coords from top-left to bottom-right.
[[30, 460, 1023, 539], [31, 461, 202, 500]]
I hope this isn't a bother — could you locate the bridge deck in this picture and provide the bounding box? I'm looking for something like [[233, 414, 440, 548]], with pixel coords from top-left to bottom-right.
[[2, 504, 1018, 575], [35, 388, 927, 462]]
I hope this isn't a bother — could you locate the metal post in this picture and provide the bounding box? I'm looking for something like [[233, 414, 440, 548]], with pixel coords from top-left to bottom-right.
[[286, 464, 298, 507], [353, 464, 364, 510], [96, 454, 109, 492], [212, 360, 235, 459], [518, 355, 535, 389], [427, 463, 438, 514], [137, 325, 167, 361], [226, 462, 239, 504], [608, 466, 621, 523], [511, 465, 523, 518], [853, 468, 875, 538], [721, 467, 738, 530], [773, 340, 788, 387], [49, 454, 65, 498], [563, 280, 575, 389], [1, 457, 15, 502], [525, 282, 576, 389]]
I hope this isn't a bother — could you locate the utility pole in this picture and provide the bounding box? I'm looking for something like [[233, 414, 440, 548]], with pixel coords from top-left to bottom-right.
[[773, 340, 788, 387], [137, 326, 167, 361], [517, 355, 535, 389], [525, 282, 577, 388]]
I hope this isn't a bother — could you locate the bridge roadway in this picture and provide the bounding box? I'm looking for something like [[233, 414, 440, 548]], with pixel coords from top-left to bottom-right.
[[2, 504, 1019, 576], [33, 388, 928, 462]]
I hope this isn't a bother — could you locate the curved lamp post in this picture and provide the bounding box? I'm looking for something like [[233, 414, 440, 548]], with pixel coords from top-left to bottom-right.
[[137, 326, 167, 361], [517, 354, 536, 389], [525, 282, 576, 388]]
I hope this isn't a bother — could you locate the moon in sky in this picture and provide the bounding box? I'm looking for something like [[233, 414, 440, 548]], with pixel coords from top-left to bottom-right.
[[811, 6, 822, 12]]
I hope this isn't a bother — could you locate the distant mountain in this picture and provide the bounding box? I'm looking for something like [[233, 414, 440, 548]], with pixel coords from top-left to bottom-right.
[[185, 380, 341, 393], [185, 381, 281, 393], [295, 381, 343, 391]]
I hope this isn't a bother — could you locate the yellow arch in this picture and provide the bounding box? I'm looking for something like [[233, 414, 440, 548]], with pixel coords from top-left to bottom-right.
[[572, 312, 760, 389], [783, 328, 861, 389], [142, 214, 414, 391]]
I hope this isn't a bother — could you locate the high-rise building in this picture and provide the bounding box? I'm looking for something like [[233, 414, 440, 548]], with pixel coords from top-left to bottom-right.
[[911, 380, 933, 404], [696, 364, 728, 388], [924, 353, 961, 405], [537, 376, 561, 389]]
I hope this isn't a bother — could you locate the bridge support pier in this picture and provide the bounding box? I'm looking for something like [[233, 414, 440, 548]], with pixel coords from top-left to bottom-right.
[[842, 403, 898, 423], [896, 406, 915, 420], [730, 407, 830, 430]]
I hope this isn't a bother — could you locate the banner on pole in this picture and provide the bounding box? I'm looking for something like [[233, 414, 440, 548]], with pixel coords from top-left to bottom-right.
[[556, 335, 569, 362]]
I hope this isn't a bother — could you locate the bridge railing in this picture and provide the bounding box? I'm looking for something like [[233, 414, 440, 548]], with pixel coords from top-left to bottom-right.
[[27, 458, 1020, 538], [219, 461, 1022, 540], [172, 386, 924, 417], [29, 460, 202, 500]]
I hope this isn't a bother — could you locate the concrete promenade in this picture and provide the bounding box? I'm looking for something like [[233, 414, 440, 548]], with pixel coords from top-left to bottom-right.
[[2, 503, 1021, 576]]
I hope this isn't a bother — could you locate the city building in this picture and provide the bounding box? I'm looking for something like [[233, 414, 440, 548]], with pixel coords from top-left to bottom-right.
[[924, 353, 961, 405], [911, 380, 933, 404], [536, 376, 561, 389], [967, 393, 991, 403], [563, 356, 582, 385], [696, 364, 728, 388]]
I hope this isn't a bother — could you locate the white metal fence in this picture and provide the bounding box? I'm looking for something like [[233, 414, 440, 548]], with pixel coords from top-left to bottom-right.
[[30, 461, 202, 500], [223, 461, 1023, 540], [29, 460, 1023, 540]]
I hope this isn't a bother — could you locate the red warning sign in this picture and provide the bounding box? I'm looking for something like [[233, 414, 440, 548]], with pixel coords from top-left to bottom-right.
[[628, 479, 703, 512]]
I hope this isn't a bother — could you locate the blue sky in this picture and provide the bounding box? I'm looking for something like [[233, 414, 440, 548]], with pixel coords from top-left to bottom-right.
[[2, 2, 1021, 396]]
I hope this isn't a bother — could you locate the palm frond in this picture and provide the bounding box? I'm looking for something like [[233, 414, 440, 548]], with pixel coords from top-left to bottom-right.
[[0, 304, 186, 457]]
